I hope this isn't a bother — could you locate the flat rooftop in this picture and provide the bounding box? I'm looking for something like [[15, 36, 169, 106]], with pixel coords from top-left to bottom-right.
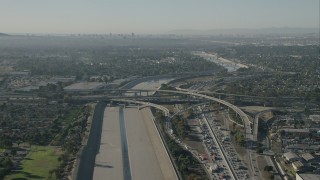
[[64, 82, 105, 91], [297, 173, 320, 180]]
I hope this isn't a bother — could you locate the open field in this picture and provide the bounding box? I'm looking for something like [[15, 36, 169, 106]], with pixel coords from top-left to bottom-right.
[[241, 106, 274, 113], [257, 156, 271, 180], [0, 66, 13, 75], [64, 82, 105, 91], [5, 146, 60, 180], [64, 107, 81, 123]]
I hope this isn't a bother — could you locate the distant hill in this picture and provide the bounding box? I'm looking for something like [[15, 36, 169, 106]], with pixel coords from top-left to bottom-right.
[[0, 33, 10, 36], [167, 27, 319, 36]]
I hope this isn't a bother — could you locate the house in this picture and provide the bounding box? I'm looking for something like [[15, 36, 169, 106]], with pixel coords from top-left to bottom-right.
[[209, 163, 218, 173], [279, 128, 310, 139], [278, 115, 295, 124], [283, 152, 299, 162], [301, 153, 316, 163], [292, 161, 305, 172], [296, 173, 320, 180], [309, 115, 320, 123], [286, 144, 320, 152]]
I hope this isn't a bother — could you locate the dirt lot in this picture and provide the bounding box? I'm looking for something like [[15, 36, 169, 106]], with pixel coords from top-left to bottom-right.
[[261, 111, 274, 121], [271, 140, 282, 154], [241, 106, 274, 113], [257, 156, 272, 180], [185, 118, 206, 155], [0, 66, 13, 75]]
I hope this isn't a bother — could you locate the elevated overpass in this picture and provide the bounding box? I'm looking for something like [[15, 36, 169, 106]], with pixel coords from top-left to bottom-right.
[[62, 88, 302, 100], [253, 109, 274, 142], [171, 88, 253, 141], [72, 95, 203, 104], [71, 88, 253, 141], [6, 87, 253, 141], [110, 98, 170, 117]]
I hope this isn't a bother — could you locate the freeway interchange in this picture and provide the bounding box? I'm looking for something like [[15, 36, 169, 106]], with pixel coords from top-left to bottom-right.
[[70, 87, 256, 180], [71, 87, 254, 142], [4, 85, 258, 180]]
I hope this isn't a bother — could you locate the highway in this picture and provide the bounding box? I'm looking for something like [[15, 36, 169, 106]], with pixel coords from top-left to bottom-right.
[[252, 109, 274, 142], [73, 87, 253, 143], [111, 99, 169, 116], [69, 87, 253, 139], [72, 88, 254, 146], [6, 81, 258, 180], [72, 85, 254, 177], [200, 106, 237, 180], [111, 99, 171, 130], [59, 87, 302, 100], [248, 110, 275, 180]]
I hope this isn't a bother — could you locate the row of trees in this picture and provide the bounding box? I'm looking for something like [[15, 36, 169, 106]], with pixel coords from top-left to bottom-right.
[[0, 157, 13, 179], [0, 104, 91, 178], [166, 138, 207, 180], [49, 105, 92, 179], [154, 110, 207, 179], [171, 115, 190, 140]]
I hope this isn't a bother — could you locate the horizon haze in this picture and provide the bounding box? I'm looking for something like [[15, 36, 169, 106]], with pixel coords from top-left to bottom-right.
[[1, 0, 319, 34]]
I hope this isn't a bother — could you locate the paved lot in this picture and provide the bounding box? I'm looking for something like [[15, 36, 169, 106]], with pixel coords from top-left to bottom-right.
[[93, 107, 124, 180], [125, 79, 172, 96], [124, 107, 177, 180], [64, 82, 105, 90]]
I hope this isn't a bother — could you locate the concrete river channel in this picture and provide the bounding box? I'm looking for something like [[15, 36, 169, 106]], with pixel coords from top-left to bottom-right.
[[77, 78, 177, 180]]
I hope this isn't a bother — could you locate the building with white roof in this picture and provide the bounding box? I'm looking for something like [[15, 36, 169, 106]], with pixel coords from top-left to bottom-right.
[[296, 173, 320, 180]]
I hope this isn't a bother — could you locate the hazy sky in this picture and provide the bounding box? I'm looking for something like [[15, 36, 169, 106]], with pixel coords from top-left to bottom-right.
[[1, 0, 319, 34]]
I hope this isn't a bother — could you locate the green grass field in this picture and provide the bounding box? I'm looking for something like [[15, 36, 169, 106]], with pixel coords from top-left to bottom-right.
[[64, 107, 81, 123], [5, 146, 60, 180]]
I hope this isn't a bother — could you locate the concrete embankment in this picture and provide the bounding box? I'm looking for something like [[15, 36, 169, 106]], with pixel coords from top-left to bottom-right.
[[76, 102, 106, 180]]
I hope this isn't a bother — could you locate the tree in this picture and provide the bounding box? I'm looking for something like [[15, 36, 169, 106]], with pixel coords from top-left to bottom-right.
[[0, 157, 13, 168], [185, 109, 194, 119], [0, 136, 12, 148], [304, 107, 311, 116], [63, 95, 72, 103], [235, 132, 245, 146], [264, 166, 273, 171], [256, 148, 263, 154], [270, 174, 275, 180], [11, 149, 17, 156]]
